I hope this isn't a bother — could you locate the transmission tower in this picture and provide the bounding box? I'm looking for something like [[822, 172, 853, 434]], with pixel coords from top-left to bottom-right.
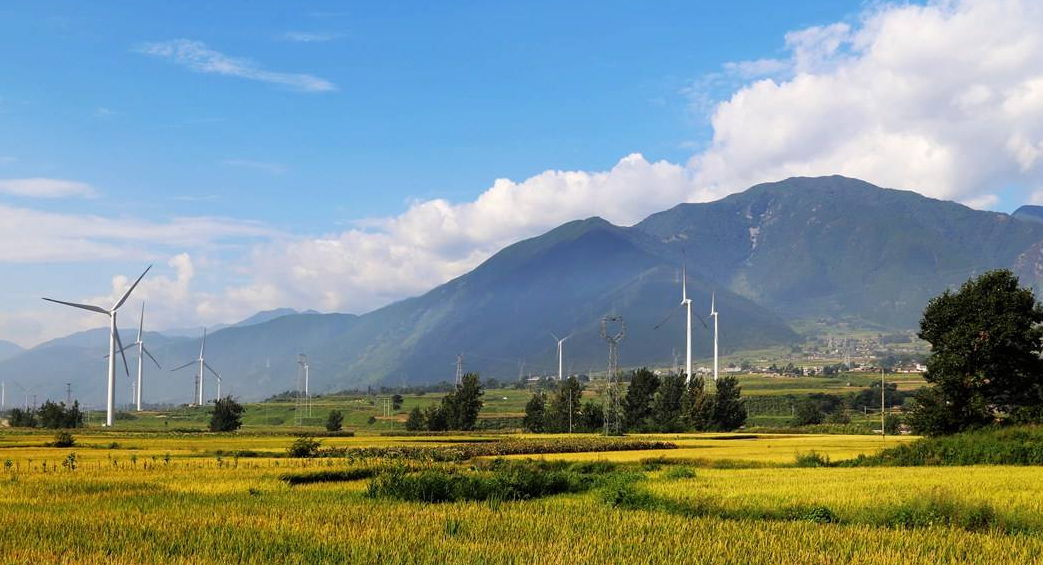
[[600, 315, 626, 435], [455, 354, 464, 385], [296, 354, 309, 425]]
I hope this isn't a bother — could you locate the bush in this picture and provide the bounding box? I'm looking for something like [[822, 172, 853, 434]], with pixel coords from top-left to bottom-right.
[[794, 451, 831, 468], [282, 467, 379, 485], [792, 400, 824, 426], [366, 461, 601, 503], [664, 466, 697, 480], [882, 489, 998, 532], [287, 437, 323, 458], [51, 431, 75, 448], [850, 426, 1043, 466], [325, 410, 344, 432], [405, 407, 425, 431]]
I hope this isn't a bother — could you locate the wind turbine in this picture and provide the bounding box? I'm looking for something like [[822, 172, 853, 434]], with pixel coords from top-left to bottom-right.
[[551, 333, 571, 381], [109, 302, 162, 411], [710, 292, 719, 383], [171, 328, 219, 405], [653, 254, 706, 384], [43, 265, 151, 426]]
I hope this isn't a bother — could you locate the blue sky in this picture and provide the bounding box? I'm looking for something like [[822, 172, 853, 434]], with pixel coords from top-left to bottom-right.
[[3, 0, 1043, 345]]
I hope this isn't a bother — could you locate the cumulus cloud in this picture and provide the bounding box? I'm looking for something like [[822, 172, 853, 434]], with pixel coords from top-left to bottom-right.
[[0, 178, 95, 198], [136, 39, 336, 92], [689, 0, 1043, 207]]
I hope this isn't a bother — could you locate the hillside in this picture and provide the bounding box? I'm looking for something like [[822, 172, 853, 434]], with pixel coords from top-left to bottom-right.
[[8, 175, 1043, 403]]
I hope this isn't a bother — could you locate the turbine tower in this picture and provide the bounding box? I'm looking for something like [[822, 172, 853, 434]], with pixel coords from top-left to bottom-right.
[[682, 257, 693, 382], [711, 292, 719, 383], [111, 302, 162, 411], [552, 332, 571, 381], [43, 265, 152, 427], [171, 328, 219, 405]]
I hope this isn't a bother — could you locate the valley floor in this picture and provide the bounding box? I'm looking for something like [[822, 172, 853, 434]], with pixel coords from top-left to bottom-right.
[[0, 431, 1038, 564]]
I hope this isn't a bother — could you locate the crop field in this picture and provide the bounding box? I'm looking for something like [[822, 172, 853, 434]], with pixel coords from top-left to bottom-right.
[[1, 430, 1040, 564]]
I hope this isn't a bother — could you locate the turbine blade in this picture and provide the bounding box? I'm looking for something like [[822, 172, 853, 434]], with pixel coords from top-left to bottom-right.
[[142, 345, 162, 369], [550, 332, 560, 343], [138, 302, 145, 341], [200, 328, 206, 358], [710, 291, 716, 314], [170, 360, 196, 372], [695, 312, 710, 331], [112, 265, 152, 311], [41, 298, 108, 315], [681, 248, 687, 302], [204, 361, 220, 379], [103, 342, 135, 359], [113, 326, 131, 378], [653, 305, 680, 331]]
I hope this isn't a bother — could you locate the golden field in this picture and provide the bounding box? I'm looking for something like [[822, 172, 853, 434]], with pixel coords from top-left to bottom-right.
[[1, 430, 1040, 565]]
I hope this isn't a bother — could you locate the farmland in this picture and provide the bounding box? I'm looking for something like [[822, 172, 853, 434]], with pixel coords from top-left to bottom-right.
[[1, 429, 1041, 564]]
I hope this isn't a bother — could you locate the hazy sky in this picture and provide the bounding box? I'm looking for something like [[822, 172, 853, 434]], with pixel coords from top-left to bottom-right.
[[3, 0, 1043, 346]]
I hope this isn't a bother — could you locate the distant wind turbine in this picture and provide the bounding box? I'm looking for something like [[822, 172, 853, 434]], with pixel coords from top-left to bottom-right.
[[711, 292, 719, 383], [109, 302, 162, 411], [653, 253, 706, 383], [551, 332, 571, 381], [171, 328, 219, 405], [43, 265, 151, 426]]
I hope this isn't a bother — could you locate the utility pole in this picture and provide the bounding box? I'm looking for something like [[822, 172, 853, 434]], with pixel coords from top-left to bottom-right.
[[881, 368, 886, 440], [600, 315, 626, 435]]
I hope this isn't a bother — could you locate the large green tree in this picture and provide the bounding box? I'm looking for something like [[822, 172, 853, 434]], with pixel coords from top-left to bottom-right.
[[711, 376, 747, 431], [651, 374, 686, 432], [209, 396, 244, 432], [623, 368, 659, 431], [682, 376, 713, 431], [522, 392, 547, 432], [443, 373, 484, 430], [911, 270, 1043, 435]]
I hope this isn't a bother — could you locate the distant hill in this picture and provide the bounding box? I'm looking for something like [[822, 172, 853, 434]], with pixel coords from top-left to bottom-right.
[[9, 175, 1043, 403], [0, 340, 23, 362]]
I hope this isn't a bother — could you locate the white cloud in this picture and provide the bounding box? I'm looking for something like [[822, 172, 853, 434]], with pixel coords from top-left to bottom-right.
[[0, 178, 96, 198], [92, 107, 116, 118], [0, 203, 274, 262], [281, 31, 343, 43], [136, 39, 336, 92], [689, 0, 1043, 204]]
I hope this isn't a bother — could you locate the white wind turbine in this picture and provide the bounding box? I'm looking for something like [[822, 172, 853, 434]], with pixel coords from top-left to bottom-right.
[[710, 292, 719, 383], [171, 328, 219, 405], [43, 265, 151, 427], [109, 302, 162, 411], [653, 253, 706, 384], [551, 332, 571, 381]]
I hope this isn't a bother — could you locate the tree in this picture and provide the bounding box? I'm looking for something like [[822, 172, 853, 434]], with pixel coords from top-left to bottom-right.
[[578, 401, 604, 432], [405, 406, 425, 431], [8, 408, 36, 428], [391, 394, 404, 410], [911, 270, 1043, 435], [209, 396, 244, 432], [792, 399, 824, 426], [623, 368, 659, 431], [442, 373, 484, 430], [325, 409, 344, 432], [651, 374, 686, 432], [682, 376, 714, 431], [36, 400, 83, 429], [522, 392, 546, 432], [711, 376, 747, 431], [546, 377, 583, 432], [424, 405, 448, 431]]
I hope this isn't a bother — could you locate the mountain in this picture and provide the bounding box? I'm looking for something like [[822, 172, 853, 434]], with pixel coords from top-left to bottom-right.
[[1013, 205, 1043, 224], [9, 175, 1043, 403], [0, 340, 23, 362]]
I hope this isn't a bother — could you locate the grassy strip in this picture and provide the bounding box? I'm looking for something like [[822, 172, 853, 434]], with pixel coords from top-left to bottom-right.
[[600, 478, 1028, 534], [281, 467, 381, 486], [846, 426, 1043, 466], [343, 438, 677, 462], [366, 460, 624, 503]]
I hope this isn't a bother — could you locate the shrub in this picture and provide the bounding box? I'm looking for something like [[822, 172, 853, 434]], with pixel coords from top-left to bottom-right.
[[664, 466, 696, 480], [794, 451, 831, 468], [287, 437, 323, 458], [325, 410, 344, 432], [51, 431, 75, 448], [282, 467, 380, 485]]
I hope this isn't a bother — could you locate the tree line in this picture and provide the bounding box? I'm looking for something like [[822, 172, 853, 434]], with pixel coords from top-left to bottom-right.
[[523, 370, 747, 433]]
